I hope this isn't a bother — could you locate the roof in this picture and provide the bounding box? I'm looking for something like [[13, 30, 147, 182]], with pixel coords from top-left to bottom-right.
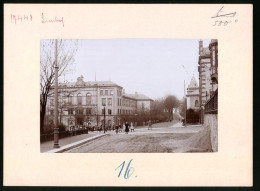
[[124, 93, 153, 101], [58, 80, 122, 88], [188, 76, 198, 88]]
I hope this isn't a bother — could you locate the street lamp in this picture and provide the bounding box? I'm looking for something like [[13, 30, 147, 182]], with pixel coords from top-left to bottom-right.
[[102, 103, 106, 133], [134, 113, 138, 127], [53, 39, 60, 148]]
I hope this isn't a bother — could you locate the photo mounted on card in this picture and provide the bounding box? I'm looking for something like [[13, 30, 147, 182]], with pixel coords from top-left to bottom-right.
[[40, 39, 218, 154], [4, 4, 252, 186]]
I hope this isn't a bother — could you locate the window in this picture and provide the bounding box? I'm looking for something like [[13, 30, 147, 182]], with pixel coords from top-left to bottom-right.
[[118, 109, 120, 114], [102, 98, 106, 106], [108, 109, 112, 115], [102, 109, 105, 115], [77, 93, 82, 105], [77, 108, 83, 115], [108, 98, 112, 106], [68, 109, 73, 115], [110, 90, 114, 95], [105, 90, 108, 95], [100, 90, 103, 95], [86, 93, 91, 105], [86, 108, 92, 115], [68, 95, 73, 105], [195, 100, 199, 107]]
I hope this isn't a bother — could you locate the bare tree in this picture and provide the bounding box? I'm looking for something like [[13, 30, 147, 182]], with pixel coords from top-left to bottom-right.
[[40, 39, 78, 134]]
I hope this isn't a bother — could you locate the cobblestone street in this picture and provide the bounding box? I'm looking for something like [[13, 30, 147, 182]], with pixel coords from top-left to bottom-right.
[[65, 122, 207, 153]]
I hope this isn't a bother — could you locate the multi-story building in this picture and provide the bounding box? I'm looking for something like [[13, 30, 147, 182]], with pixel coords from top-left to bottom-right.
[[198, 39, 218, 108], [198, 39, 218, 124], [45, 75, 153, 130]]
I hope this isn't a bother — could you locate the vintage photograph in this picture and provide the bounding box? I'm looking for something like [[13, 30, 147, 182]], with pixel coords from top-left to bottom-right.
[[40, 39, 218, 153]]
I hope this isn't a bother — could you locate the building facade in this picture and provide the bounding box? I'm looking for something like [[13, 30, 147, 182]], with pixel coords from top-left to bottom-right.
[[45, 75, 153, 130], [198, 39, 218, 108]]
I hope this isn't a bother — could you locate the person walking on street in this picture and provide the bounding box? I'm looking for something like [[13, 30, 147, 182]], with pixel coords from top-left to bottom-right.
[[130, 122, 134, 132], [123, 124, 126, 132], [125, 122, 129, 134], [148, 120, 152, 130], [115, 125, 119, 134]]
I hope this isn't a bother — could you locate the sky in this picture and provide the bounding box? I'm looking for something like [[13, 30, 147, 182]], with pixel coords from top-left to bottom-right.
[[64, 39, 211, 100]]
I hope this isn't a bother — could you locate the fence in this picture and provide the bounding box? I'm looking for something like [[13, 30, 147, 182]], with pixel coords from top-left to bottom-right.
[[40, 129, 88, 143]]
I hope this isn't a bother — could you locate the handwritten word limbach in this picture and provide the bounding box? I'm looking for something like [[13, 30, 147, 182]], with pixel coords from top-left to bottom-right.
[[41, 13, 64, 27], [11, 14, 33, 24]]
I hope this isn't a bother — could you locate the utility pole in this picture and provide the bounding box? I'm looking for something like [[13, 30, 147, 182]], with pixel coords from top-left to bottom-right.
[[103, 104, 106, 133], [53, 39, 60, 148]]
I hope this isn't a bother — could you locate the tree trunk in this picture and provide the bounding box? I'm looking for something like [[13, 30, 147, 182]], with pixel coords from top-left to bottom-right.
[[40, 107, 46, 134]]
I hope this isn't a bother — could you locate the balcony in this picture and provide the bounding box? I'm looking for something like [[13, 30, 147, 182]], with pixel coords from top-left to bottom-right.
[[204, 89, 218, 114]]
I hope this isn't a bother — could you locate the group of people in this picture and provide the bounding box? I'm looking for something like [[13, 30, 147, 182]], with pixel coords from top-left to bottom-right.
[[115, 122, 135, 134]]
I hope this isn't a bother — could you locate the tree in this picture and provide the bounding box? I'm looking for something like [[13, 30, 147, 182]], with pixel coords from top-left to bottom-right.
[[150, 99, 167, 122], [164, 95, 179, 120], [40, 40, 78, 134]]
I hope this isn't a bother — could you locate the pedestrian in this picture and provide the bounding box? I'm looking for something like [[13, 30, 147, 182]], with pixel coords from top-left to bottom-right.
[[115, 125, 119, 134], [125, 122, 129, 134], [118, 124, 122, 133], [123, 124, 126, 132], [148, 120, 152, 130], [130, 122, 134, 132]]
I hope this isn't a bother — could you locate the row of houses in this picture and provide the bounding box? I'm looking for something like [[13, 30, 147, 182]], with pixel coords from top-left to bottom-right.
[[45, 75, 153, 131]]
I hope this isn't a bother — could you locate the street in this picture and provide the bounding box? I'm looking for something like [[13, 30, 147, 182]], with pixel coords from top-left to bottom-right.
[[65, 122, 209, 153]]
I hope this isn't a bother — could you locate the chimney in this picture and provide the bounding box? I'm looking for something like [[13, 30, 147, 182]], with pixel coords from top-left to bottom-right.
[[199, 40, 203, 55]]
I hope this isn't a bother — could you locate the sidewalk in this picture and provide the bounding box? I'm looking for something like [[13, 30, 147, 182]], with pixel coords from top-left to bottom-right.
[[40, 132, 105, 153]]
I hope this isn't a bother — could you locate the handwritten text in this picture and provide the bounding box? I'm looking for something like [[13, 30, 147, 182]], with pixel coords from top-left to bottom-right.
[[212, 6, 238, 27], [42, 13, 64, 27], [115, 159, 136, 179], [11, 14, 32, 24]]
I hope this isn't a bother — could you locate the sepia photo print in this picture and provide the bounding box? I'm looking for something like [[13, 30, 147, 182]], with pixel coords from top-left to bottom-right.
[[40, 39, 218, 153]]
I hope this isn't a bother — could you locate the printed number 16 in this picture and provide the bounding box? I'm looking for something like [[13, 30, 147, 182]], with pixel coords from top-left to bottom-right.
[[115, 159, 135, 179]]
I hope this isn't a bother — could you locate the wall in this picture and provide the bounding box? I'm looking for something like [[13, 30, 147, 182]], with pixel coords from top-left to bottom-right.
[[137, 100, 151, 110], [187, 96, 199, 110], [204, 114, 218, 152]]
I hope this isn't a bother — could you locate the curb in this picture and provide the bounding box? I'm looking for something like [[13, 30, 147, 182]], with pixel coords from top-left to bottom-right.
[[45, 134, 109, 153]]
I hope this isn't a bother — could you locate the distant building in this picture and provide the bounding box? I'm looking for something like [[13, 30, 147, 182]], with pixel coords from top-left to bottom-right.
[[45, 75, 153, 130], [186, 76, 200, 110]]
